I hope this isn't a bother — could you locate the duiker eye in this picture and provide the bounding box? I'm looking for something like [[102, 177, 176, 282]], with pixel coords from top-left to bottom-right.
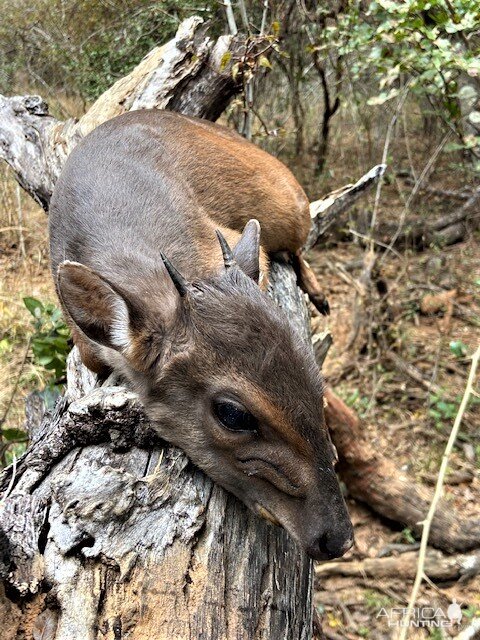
[[213, 400, 258, 433]]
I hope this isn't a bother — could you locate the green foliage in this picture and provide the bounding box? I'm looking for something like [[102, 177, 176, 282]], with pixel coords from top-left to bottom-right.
[[463, 604, 480, 619], [0, 0, 219, 100], [428, 393, 459, 427], [1, 428, 27, 441], [343, 388, 370, 417], [429, 390, 480, 429], [321, 0, 480, 151], [400, 527, 417, 544], [363, 589, 394, 612], [23, 297, 70, 383], [449, 339, 468, 357]]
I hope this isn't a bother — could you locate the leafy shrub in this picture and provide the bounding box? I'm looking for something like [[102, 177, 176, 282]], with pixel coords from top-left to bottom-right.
[[321, 0, 480, 155], [23, 297, 70, 383], [0, 0, 219, 101]]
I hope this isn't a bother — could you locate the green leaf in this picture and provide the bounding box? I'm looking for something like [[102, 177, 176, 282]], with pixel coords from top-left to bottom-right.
[[258, 55, 272, 70], [23, 297, 44, 317], [1, 428, 27, 441], [458, 85, 477, 102], [219, 51, 232, 72], [449, 340, 468, 358]]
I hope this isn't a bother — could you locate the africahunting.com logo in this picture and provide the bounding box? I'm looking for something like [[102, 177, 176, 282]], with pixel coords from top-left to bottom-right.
[[377, 600, 463, 628]]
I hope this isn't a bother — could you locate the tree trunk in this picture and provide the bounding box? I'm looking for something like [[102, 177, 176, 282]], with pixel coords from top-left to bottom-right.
[[0, 17, 317, 640]]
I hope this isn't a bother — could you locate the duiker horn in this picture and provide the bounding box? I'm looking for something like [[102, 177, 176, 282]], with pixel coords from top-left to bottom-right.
[[216, 230, 236, 269], [160, 252, 190, 296], [233, 219, 261, 283]]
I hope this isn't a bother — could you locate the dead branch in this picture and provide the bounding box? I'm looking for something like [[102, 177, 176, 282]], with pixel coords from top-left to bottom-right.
[[384, 350, 445, 398], [304, 164, 387, 251], [315, 549, 480, 582], [373, 185, 480, 249], [400, 174, 473, 201]]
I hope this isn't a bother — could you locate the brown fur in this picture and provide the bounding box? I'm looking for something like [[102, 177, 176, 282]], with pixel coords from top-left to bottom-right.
[[49, 110, 352, 560]]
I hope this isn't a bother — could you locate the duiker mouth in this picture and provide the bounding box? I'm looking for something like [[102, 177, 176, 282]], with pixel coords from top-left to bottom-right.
[[253, 496, 354, 561], [237, 456, 305, 498]]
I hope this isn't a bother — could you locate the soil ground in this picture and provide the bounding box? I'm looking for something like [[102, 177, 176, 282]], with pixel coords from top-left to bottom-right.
[[305, 140, 480, 637]]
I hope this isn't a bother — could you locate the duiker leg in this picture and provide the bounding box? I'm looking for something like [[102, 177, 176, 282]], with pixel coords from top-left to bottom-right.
[[291, 252, 330, 316]]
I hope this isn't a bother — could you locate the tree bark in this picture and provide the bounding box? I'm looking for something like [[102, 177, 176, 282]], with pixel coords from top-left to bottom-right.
[[1, 351, 314, 640]]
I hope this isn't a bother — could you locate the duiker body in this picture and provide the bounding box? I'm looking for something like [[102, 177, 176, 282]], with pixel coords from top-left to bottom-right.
[[49, 109, 353, 560]]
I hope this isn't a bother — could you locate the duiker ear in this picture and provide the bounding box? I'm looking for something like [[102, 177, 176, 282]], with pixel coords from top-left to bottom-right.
[[233, 219, 261, 283], [57, 261, 136, 352]]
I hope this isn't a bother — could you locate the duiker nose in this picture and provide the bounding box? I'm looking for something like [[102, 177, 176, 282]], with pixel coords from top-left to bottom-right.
[[306, 527, 354, 561]]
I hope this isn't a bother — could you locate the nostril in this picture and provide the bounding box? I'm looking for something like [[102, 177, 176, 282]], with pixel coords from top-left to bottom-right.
[[308, 531, 354, 561]]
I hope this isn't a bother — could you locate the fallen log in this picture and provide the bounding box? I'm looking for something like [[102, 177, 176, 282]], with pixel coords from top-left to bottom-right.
[[315, 549, 480, 582], [372, 186, 480, 249], [399, 177, 474, 201]]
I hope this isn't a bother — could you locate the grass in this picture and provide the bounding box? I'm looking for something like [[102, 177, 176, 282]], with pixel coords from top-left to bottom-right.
[[0, 165, 55, 462]]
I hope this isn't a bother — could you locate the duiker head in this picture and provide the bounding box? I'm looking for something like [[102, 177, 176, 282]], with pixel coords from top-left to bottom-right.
[[57, 220, 353, 560]]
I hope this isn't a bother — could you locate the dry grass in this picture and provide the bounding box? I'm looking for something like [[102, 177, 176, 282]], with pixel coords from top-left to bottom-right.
[[0, 165, 55, 459]]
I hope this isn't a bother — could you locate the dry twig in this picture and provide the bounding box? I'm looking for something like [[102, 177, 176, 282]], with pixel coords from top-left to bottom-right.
[[399, 344, 480, 639]]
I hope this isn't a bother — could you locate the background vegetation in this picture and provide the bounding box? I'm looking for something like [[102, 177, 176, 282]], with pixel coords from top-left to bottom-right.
[[0, 1, 479, 637]]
